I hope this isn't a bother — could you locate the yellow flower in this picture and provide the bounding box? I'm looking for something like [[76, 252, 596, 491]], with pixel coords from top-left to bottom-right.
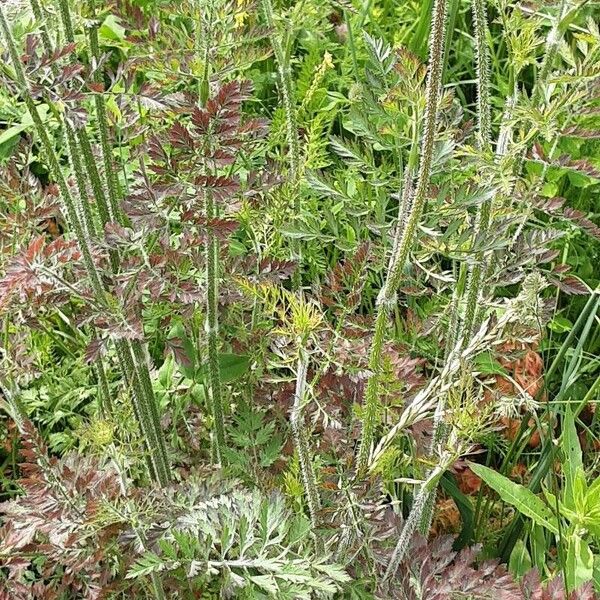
[[234, 11, 249, 28]]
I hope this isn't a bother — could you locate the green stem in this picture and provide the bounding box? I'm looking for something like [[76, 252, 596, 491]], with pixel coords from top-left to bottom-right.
[[291, 350, 321, 531], [205, 191, 226, 461], [458, 0, 492, 341], [355, 0, 449, 477], [86, 3, 124, 225], [261, 0, 302, 288]]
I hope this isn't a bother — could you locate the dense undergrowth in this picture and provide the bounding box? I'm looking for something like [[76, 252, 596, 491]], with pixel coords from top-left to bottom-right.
[[0, 0, 599, 597]]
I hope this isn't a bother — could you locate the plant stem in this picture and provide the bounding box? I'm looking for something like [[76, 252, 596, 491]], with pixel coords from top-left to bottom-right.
[[195, 2, 227, 462], [383, 464, 447, 581], [291, 349, 321, 531], [87, 0, 124, 224], [261, 0, 302, 288], [355, 0, 449, 477], [204, 190, 226, 462], [457, 0, 493, 342], [56, 0, 115, 235]]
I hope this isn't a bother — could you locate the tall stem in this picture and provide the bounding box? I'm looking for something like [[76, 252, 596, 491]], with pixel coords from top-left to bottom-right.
[[56, 0, 115, 234], [458, 0, 492, 342], [205, 190, 226, 462], [419, 0, 492, 526], [291, 350, 321, 531], [195, 2, 227, 461], [354, 0, 449, 477], [87, 0, 123, 224], [261, 0, 302, 288], [383, 465, 446, 581]]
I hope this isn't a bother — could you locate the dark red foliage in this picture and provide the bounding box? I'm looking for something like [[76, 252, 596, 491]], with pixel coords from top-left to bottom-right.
[[0, 420, 122, 599]]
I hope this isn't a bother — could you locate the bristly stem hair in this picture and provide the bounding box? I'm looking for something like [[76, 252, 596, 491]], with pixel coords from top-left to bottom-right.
[[458, 0, 492, 343], [419, 0, 492, 532], [260, 0, 302, 289], [291, 348, 322, 532], [354, 0, 449, 477], [196, 0, 227, 462]]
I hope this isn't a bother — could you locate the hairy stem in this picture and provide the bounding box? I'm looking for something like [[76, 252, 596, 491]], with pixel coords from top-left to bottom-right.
[[458, 0, 492, 342], [261, 0, 302, 288], [87, 0, 124, 224], [205, 190, 226, 462], [355, 0, 449, 476], [291, 350, 322, 531], [56, 0, 115, 235], [383, 464, 447, 581]]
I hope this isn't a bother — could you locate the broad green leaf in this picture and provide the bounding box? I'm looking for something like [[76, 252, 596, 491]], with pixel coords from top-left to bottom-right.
[[0, 123, 27, 147], [441, 473, 474, 549], [100, 14, 126, 42], [585, 476, 600, 513], [469, 463, 559, 534], [548, 316, 573, 333], [530, 524, 548, 571], [218, 353, 250, 382], [509, 539, 532, 578], [566, 534, 594, 592], [563, 405, 584, 510]]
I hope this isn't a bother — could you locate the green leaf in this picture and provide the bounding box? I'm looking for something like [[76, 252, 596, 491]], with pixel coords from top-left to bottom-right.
[[509, 539, 532, 579], [287, 514, 311, 545], [0, 123, 27, 154], [469, 463, 559, 534], [126, 552, 164, 579], [566, 534, 594, 592], [99, 14, 126, 42], [563, 405, 584, 510], [440, 473, 474, 549], [530, 524, 548, 572], [249, 574, 279, 594], [473, 352, 507, 375], [218, 353, 250, 382], [313, 562, 351, 583], [548, 316, 573, 333]]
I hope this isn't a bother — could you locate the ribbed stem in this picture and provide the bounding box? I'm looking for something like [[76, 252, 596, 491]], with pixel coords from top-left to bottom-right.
[[205, 191, 226, 461], [291, 350, 322, 531], [383, 465, 446, 582], [423, 0, 502, 517], [65, 125, 98, 238], [354, 305, 388, 475], [261, 0, 300, 182], [261, 0, 302, 288], [86, 5, 123, 224], [29, 0, 56, 68], [55, 0, 115, 236], [471, 0, 491, 151], [94, 354, 112, 415], [459, 0, 492, 342], [355, 0, 449, 477], [384, 482, 429, 581], [129, 341, 171, 485], [57, 0, 75, 42], [535, 0, 568, 102]]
